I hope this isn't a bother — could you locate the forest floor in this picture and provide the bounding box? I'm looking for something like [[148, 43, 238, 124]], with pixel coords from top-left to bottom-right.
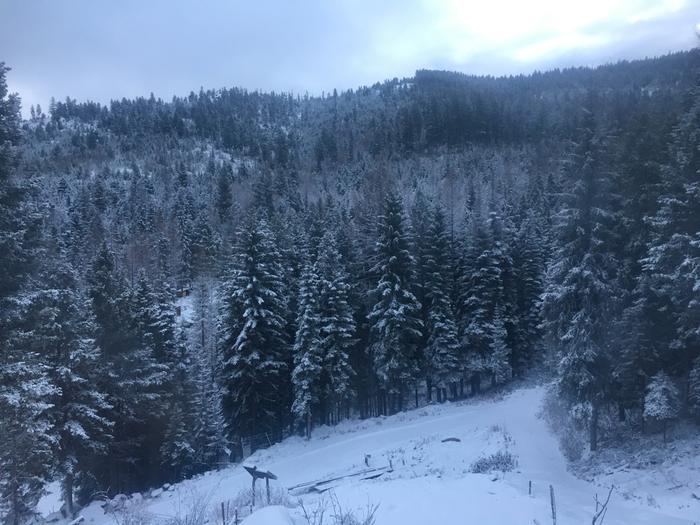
[[39, 385, 700, 524]]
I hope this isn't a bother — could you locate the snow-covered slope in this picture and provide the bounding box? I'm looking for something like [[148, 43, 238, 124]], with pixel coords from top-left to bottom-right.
[[44, 386, 700, 524]]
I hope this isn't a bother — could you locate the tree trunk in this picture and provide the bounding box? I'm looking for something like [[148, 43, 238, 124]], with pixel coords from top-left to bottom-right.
[[663, 420, 667, 443], [590, 402, 599, 452], [63, 474, 75, 517]]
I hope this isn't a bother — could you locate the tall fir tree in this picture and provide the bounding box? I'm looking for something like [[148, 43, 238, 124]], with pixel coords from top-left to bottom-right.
[[542, 104, 620, 451], [317, 231, 356, 421], [32, 243, 112, 515], [87, 244, 167, 492], [220, 215, 289, 439], [509, 214, 545, 376], [0, 63, 52, 525], [422, 206, 461, 401], [291, 261, 323, 437], [460, 215, 502, 394], [644, 83, 700, 407], [369, 192, 422, 413]]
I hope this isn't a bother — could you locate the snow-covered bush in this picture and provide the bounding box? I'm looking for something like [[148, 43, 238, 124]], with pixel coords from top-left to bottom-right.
[[541, 386, 586, 460], [469, 450, 518, 473], [643, 372, 679, 441]]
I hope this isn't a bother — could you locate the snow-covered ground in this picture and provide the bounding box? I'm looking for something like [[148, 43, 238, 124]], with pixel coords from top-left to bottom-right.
[[41, 386, 700, 524]]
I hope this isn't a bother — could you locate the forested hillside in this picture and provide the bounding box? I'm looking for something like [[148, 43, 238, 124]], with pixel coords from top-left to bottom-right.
[[1, 48, 699, 523]]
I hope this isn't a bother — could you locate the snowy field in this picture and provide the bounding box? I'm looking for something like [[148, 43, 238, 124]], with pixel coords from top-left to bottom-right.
[[40, 386, 700, 524]]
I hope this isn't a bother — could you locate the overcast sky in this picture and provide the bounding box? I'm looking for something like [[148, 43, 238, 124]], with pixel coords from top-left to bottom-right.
[[2, 0, 699, 116]]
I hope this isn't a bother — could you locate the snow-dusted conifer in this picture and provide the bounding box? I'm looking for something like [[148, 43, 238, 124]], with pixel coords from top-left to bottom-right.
[[291, 261, 323, 437], [34, 244, 112, 516], [0, 63, 53, 525], [689, 358, 700, 419], [317, 231, 356, 420], [460, 217, 501, 394], [220, 215, 289, 438], [488, 309, 512, 386], [542, 104, 619, 451], [644, 372, 679, 441], [423, 206, 461, 400], [369, 192, 422, 413]]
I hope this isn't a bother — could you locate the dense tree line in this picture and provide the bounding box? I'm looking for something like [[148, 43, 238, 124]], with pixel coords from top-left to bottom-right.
[[0, 49, 698, 523]]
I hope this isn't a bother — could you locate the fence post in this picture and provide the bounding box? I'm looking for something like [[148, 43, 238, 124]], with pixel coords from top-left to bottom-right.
[[549, 485, 557, 525], [529, 480, 532, 496], [221, 501, 226, 525]]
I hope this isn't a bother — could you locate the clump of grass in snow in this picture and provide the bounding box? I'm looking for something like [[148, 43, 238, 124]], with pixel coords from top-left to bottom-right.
[[470, 450, 518, 473]]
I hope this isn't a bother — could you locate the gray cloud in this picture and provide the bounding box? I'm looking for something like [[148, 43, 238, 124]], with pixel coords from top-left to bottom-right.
[[1, 0, 698, 116]]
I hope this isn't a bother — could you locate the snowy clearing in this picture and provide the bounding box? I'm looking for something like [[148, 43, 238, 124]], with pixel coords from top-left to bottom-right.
[[42, 386, 700, 524]]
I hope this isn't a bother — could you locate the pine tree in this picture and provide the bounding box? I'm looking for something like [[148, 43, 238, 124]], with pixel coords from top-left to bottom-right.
[[159, 326, 197, 481], [369, 192, 422, 413], [644, 372, 679, 442], [689, 358, 700, 420], [614, 276, 675, 415], [190, 282, 229, 468], [216, 166, 233, 222], [0, 358, 54, 525], [488, 309, 512, 387], [220, 215, 289, 439], [644, 86, 700, 406], [0, 63, 51, 525], [291, 262, 323, 437], [194, 365, 229, 468], [460, 216, 502, 394], [410, 190, 433, 380], [510, 215, 544, 376], [87, 245, 167, 492], [317, 231, 356, 421], [542, 106, 619, 451], [191, 213, 218, 275], [131, 270, 178, 367], [31, 245, 112, 516], [422, 206, 461, 401], [175, 189, 195, 284]]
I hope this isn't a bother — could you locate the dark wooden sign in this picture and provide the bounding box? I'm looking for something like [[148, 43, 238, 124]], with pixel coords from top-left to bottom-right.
[[244, 466, 278, 505]]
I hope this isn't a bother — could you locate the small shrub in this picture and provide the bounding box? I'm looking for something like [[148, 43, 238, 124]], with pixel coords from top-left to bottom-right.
[[168, 488, 213, 525], [229, 485, 294, 510], [106, 503, 151, 525], [300, 492, 378, 525], [541, 386, 586, 461], [470, 450, 518, 473]]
